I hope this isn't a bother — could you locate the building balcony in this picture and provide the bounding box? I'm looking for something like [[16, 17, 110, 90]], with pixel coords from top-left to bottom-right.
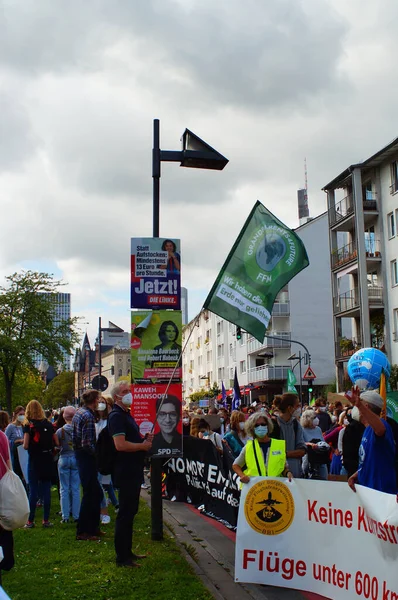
[[390, 180, 398, 195], [329, 194, 354, 227], [248, 365, 290, 383], [334, 286, 383, 316], [272, 302, 290, 316], [335, 338, 362, 361], [247, 332, 291, 354], [331, 241, 357, 269]]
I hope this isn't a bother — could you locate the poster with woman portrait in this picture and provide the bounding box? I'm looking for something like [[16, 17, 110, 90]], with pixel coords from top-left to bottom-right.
[[131, 310, 182, 384], [130, 237, 181, 310]]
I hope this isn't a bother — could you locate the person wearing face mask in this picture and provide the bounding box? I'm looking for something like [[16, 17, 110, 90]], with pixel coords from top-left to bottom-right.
[[96, 396, 118, 524], [224, 411, 247, 458], [270, 394, 306, 478], [342, 407, 365, 478], [5, 406, 25, 474], [232, 413, 292, 483], [56, 406, 80, 523], [314, 399, 332, 433], [181, 411, 191, 437], [108, 381, 153, 568], [348, 389, 397, 495], [72, 389, 103, 541], [300, 410, 329, 480], [197, 419, 223, 454]]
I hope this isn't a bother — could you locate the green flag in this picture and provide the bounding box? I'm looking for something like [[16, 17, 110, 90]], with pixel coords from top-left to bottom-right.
[[287, 369, 297, 394], [203, 201, 309, 342]]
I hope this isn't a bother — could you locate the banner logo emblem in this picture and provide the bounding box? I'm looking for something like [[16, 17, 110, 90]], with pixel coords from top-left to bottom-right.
[[244, 480, 294, 535]]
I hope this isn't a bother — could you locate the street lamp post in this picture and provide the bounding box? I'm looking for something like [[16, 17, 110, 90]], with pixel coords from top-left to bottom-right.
[[288, 351, 304, 407], [150, 119, 228, 542]]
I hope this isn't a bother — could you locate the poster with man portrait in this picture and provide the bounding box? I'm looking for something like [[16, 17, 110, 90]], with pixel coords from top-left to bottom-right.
[[131, 310, 182, 384], [131, 383, 183, 457], [130, 237, 181, 310]]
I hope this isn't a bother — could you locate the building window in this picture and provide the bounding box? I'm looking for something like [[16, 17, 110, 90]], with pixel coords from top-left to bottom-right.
[[205, 329, 211, 343], [198, 355, 202, 368], [240, 360, 246, 374], [239, 333, 245, 346], [388, 212, 395, 239], [217, 344, 224, 359], [207, 350, 212, 363], [391, 162, 398, 194], [229, 367, 234, 380], [218, 367, 225, 380], [393, 309, 398, 342], [391, 260, 398, 286], [118, 368, 122, 377], [216, 321, 223, 336]]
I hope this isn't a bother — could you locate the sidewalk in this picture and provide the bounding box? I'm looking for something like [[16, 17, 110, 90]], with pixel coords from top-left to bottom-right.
[[142, 490, 328, 600]]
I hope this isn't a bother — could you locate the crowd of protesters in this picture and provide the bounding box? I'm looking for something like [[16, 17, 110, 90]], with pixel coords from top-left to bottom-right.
[[0, 383, 397, 576]]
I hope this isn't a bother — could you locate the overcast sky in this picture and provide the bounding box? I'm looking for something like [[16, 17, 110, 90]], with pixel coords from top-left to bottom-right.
[[1, 0, 398, 347]]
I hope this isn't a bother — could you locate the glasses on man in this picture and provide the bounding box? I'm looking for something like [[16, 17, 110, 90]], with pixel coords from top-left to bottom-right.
[[158, 411, 177, 420]]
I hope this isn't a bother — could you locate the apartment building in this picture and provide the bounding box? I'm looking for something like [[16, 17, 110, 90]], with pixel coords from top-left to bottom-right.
[[182, 211, 335, 404], [323, 136, 398, 389]]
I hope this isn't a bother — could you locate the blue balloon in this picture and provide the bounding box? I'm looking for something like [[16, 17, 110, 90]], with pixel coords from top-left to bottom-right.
[[347, 348, 390, 390]]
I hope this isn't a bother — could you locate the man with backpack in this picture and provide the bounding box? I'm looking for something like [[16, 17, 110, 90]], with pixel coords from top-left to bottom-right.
[[108, 381, 153, 568], [72, 390, 102, 541]]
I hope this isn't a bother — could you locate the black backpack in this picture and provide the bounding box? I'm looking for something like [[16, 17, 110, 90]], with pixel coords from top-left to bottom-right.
[[30, 420, 54, 454], [96, 425, 117, 475]]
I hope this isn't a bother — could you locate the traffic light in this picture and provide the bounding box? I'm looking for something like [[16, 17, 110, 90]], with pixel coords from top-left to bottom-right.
[[236, 326, 242, 340], [307, 379, 313, 393]]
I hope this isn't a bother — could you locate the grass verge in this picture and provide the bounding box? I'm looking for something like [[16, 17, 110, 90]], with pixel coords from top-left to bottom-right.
[[3, 491, 213, 600]]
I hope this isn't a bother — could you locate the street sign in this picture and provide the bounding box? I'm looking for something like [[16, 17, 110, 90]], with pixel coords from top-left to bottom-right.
[[91, 375, 109, 392], [303, 366, 316, 380]]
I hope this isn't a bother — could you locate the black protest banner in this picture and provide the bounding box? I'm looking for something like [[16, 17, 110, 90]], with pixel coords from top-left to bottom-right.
[[165, 436, 240, 529]]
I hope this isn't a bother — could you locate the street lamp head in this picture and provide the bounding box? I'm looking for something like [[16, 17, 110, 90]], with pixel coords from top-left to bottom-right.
[[288, 353, 297, 361], [180, 129, 228, 170]]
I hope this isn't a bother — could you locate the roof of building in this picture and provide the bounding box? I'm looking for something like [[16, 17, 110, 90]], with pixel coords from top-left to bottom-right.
[[323, 135, 398, 190], [294, 210, 327, 232]]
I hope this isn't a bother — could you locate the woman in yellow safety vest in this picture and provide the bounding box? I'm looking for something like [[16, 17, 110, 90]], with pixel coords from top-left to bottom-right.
[[232, 412, 293, 485]]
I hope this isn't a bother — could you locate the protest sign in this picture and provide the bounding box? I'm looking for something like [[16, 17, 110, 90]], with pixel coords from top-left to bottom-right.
[[166, 436, 240, 528], [131, 237, 181, 309], [131, 310, 182, 384], [235, 477, 398, 599], [132, 383, 182, 457]]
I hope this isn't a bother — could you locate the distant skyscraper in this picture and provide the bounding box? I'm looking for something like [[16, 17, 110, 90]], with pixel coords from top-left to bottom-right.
[[34, 293, 72, 371], [297, 188, 309, 221], [181, 287, 188, 325]]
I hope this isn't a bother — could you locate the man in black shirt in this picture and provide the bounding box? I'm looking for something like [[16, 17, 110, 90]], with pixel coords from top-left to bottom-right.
[[108, 381, 152, 568]]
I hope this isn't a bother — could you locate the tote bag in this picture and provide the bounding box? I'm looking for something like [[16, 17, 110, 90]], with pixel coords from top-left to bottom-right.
[[0, 455, 29, 530]]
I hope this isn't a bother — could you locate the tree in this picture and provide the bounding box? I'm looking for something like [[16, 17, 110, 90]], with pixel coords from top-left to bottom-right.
[[43, 371, 75, 409], [390, 365, 398, 391], [0, 367, 45, 412], [0, 271, 80, 413]]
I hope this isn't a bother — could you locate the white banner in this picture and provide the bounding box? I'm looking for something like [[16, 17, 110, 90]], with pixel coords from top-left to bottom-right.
[[235, 477, 398, 600]]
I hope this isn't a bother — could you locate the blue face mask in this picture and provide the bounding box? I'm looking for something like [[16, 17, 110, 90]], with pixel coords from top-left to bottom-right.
[[254, 425, 268, 438]]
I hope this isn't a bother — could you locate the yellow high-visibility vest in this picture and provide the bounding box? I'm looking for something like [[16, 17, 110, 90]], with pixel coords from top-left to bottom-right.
[[243, 438, 286, 478]]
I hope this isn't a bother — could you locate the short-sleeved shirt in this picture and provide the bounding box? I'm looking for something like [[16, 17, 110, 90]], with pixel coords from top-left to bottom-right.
[[0, 430, 10, 479], [358, 420, 397, 494], [108, 404, 145, 483]]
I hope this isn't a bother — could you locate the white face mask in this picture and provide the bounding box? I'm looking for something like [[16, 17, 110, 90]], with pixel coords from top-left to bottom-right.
[[292, 408, 301, 419], [239, 422, 245, 431], [17, 415, 25, 422], [331, 415, 337, 423], [220, 417, 224, 423], [313, 417, 319, 427], [97, 402, 106, 412], [319, 406, 327, 412], [344, 418, 349, 426], [182, 418, 190, 425], [351, 406, 361, 422], [121, 392, 133, 407]]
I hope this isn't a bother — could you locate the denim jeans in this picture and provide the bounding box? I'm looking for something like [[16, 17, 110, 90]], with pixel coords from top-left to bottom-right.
[[28, 459, 51, 522], [58, 454, 81, 520], [75, 449, 102, 536]]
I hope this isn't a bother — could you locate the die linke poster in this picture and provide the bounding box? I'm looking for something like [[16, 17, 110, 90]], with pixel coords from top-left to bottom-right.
[[130, 237, 181, 310]]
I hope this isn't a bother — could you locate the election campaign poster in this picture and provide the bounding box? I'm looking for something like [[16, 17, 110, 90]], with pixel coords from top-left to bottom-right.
[[132, 383, 182, 457], [235, 477, 398, 599], [131, 237, 181, 310], [131, 310, 182, 384]]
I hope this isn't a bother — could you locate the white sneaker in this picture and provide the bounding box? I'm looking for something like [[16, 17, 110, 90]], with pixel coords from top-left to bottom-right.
[[101, 515, 111, 524], [141, 483, 150, 489]]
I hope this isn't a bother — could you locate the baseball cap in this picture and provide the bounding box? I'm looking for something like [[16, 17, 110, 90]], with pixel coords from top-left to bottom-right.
[[360, 390, 383, 410]]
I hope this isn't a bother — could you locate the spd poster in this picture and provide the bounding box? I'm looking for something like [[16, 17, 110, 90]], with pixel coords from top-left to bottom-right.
[[131, 310, 182, 384], [131, 237, 181, 310], [131, 383, 182, 457]]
